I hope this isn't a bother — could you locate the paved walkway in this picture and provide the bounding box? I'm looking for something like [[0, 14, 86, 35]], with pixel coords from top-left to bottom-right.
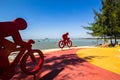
[[77, 47, 120, 74], [11, 48, 120, 80]]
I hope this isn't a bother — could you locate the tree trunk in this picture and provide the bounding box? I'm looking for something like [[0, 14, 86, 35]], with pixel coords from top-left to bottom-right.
[[110, 37, 113, 45], [114, 35, 117, 44]]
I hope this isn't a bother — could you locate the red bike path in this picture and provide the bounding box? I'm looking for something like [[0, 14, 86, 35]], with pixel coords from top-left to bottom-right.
[[11, 48, 120, 80]]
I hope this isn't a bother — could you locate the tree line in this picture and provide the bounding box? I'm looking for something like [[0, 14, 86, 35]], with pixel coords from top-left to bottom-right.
[[84, 0, 120, 45]]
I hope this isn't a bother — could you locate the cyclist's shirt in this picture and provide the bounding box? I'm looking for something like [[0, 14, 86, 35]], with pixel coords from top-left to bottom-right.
[[0, 22, 28, 48], [62, 33, 68, 41]]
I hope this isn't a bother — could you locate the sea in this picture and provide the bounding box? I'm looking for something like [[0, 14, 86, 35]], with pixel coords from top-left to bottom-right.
[[31, 38, 105, 50]]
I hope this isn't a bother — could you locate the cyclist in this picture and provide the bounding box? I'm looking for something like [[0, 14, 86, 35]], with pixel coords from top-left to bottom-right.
[[62, 32, 69, 44], [0, 18, 30, 73]]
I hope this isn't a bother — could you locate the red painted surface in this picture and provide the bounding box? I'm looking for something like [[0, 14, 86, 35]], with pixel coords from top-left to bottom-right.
[[12, 48, 120, 80]]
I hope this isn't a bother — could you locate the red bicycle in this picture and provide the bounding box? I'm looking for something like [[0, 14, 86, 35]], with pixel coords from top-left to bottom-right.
[[0, 39, 44, 80], [58, 38, 72, 48]]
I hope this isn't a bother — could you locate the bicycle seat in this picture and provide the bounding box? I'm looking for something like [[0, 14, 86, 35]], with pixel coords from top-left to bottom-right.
[[27, 39, 35, 44]]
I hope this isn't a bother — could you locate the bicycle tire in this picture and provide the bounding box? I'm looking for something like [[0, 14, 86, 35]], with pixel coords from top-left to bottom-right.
[[20, 49, 44, 75], [67, 40, 72, 47], [58, 40, 65, 48]]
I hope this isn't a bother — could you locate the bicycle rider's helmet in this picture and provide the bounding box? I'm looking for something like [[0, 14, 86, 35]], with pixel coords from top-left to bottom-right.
[[13, 18, 27, 30], [66, 32, 69, 35]]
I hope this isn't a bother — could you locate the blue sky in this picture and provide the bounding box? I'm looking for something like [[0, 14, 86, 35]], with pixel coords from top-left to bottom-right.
[[0, 0, 102, 39]]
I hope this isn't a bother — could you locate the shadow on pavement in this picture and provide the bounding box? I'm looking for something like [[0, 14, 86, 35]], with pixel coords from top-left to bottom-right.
[[40, 68, 64, 80]]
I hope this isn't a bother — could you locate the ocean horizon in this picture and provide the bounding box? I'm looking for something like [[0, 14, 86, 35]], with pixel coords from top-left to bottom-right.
[[31, 38, 105, 50], [7, 37, 119, 50]]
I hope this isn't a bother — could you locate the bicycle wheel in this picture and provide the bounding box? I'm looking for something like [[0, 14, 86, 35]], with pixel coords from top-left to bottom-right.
[[20, 49, 44, 75], [67, 40, 72, 48], [58, 40, 64, 48]]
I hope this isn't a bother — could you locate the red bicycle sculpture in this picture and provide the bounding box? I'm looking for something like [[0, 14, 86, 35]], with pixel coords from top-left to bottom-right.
[[0, 39, 44, 80], [0, 18, 44, 80], [58, 38, 72, 49]]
